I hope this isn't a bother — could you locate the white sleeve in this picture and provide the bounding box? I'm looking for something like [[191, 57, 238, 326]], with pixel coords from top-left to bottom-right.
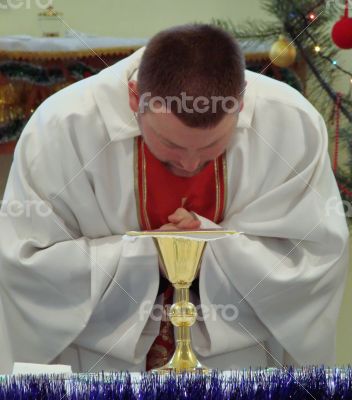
[[190, 114, 349, 365], [0, 108, 159, 373]]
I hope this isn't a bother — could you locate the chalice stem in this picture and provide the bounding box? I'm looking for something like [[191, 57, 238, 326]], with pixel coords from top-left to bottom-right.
[[175, 286, 190, 302], [161, 284, 204, 371], [176, 285, 193, 346]]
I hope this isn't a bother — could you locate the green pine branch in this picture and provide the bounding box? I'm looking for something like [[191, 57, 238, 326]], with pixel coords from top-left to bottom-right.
[[212, 18, 282, 40]]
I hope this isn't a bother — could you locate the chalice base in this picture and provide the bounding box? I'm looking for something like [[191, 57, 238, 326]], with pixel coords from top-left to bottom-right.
[[154, 341, 210, 374]]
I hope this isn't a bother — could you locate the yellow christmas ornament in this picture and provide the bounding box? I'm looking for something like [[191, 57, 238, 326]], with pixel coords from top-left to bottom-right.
[[269, 35, 297, 67]]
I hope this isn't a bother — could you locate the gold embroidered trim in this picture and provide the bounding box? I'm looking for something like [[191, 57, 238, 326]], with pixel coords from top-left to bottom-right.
[[214, 158, 221, 223], [222, 153, 228, 220], [133, 137, 143, 230], [141, 140, 152, 230]]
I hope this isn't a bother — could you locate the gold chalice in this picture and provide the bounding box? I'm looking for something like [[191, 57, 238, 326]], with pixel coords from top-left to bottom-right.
[[125, 229, 239, 373]]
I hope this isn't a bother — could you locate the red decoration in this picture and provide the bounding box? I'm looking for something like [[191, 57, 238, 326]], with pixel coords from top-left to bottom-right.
[[332, 92, 352, 199], [338, 183, 352, 197], [0, 140, 17, 154], [331, 0, 352, 49]]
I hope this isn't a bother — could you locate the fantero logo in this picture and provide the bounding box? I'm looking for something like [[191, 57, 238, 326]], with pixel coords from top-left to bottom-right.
[[0, 0, 53, 10]]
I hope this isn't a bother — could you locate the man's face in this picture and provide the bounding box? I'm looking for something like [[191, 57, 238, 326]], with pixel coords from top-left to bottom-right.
[[136, 109, 238, 178]]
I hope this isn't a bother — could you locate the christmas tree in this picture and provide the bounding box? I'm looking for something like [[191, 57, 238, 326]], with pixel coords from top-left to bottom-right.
[[214, 0, 352, 219]]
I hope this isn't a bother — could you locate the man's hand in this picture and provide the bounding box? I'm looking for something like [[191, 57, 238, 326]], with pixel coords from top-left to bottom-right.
[[159, 208, 201, 231]]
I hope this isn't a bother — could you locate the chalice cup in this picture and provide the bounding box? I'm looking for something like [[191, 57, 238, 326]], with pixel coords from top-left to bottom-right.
[[125, 229, 239, 373]]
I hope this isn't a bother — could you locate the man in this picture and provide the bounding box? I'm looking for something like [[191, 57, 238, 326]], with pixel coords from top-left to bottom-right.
[[0, 24, 349, 373]]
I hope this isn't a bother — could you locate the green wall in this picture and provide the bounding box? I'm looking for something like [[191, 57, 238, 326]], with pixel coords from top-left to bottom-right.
[[0, 0, 273, 37]]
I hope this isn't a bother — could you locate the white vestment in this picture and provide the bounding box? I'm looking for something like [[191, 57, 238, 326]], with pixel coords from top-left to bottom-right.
[[0, 47, 349, 373]]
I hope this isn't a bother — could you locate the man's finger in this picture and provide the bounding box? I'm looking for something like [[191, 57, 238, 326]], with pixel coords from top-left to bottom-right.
[[168, 208, 193, 223], [175, 218, 201, 230], [158, 223, 179, 231]]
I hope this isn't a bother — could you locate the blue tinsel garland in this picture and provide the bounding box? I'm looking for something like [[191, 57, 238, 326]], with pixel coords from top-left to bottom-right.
[[0, 367, 351, 400]]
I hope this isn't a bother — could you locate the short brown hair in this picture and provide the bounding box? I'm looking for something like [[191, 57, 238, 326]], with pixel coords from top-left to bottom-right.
[[137, 24, 246, 128]]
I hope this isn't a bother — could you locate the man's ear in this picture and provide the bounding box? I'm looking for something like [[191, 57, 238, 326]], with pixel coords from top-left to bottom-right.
[[128, 80, 139, 113]]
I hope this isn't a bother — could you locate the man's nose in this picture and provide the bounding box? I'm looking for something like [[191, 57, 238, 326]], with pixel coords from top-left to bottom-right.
[[179, 155, 201, 172]]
